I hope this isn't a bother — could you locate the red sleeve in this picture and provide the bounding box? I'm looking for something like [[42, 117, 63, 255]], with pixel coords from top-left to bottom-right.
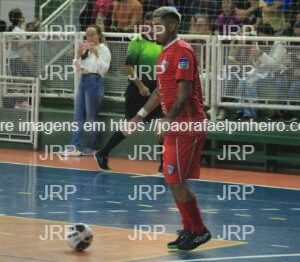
[[175, 48, 195, 82]]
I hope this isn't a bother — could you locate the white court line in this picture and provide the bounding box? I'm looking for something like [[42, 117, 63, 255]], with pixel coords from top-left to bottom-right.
[[76, 211, 98, 214], [269, 217, 287, 221], [270, 244, 290, 248], [0, 161, 101, 172], [192, 178, 300, 191], [261, 208, 281, 211], [0, 232, 14, 236], [291, 208, 300, 210], [108, 210, 128, 213], [47, 212, 67, 214], [106, 201, 122, 204], [76, 198, 91, 201], [1, 160, 300, 190], [235, 214, 251, 217], [17, 212, 36, 215], [130, 175, 163, 178], [138, 210, 158, 212], [167, 253, 300, 261], [137, 204, 153, 208]]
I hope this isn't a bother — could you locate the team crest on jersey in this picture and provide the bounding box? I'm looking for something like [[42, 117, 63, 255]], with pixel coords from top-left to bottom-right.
[[167, 165, 175, 175], [178, 58, 189, 70], [161, 59, 168, 72]]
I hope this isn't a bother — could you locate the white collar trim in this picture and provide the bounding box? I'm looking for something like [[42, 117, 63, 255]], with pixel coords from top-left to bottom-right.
[[164, 37, 180, 50]]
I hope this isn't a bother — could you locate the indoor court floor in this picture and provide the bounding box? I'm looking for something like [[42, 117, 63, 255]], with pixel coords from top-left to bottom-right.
[[0, 148, 299, 262]]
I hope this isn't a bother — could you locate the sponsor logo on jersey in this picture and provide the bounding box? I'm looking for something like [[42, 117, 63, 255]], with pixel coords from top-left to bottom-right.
[[178, 58, 189, 70]]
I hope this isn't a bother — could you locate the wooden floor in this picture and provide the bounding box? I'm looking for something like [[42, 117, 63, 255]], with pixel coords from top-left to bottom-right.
[[0, 148, 299, 262], [0, 216, 243, 262], [0, 148, 299, 189]]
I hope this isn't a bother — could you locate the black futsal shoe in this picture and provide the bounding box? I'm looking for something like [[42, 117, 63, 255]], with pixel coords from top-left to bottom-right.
[[177, 229, 211, 251], [94, 151, 110, 170], [158, 161, 163, 173], [167, 229, 191, 249]]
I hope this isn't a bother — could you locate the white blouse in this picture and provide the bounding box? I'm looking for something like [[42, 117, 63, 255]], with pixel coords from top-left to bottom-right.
[[73, 43, 111, 78], [9, 26, 27, 59]]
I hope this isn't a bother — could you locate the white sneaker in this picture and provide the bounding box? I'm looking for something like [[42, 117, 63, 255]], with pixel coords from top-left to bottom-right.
[[59, 147, 81, 157], [14, 102, 31, 110], [81, 148, 95, 156]]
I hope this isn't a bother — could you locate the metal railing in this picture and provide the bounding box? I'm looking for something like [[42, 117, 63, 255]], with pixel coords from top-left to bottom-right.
[[2, 31, 77, 98], [213, 35, 300, 120], [39, 0, 53, 23], [40, 0, 79, 31], [0, 76, 40, 149], [1, 32, 300, 121]]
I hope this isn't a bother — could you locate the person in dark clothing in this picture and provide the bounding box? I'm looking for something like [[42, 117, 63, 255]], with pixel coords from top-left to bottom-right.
[[0, 20, 6, 32], [186, 0, 218, 33], [144, 0, 190, 32], [94, 12, 164, 171], [79, 0, 95, 31]]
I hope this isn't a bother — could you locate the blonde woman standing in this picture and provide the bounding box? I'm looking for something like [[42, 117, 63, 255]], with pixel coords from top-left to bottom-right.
[[61, 25, 111, 156]]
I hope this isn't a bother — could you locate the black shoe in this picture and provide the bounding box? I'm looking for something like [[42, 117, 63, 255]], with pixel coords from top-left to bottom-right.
[[283, 113, 298, 123], [238, 116, 258, 122], [167, 229, 191, 249], [284, 116, 298, 123], [177, 229, 211, 251], [94, 151, 110, 170], [158, 160, 163, 173], [233, 112, 243, 121], [266, 112, 283, 122]]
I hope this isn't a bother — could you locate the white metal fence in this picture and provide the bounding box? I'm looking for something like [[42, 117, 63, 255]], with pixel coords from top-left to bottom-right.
[[1, 32, 300, 121], [40, 0, 81, 31], [0, 32, 3, 75], [100, 33, 211, 105], [2, 31, 77, 98], [1, 32, 211, 103], [215, 35, 300, 112], [0, 76, 40, 149]]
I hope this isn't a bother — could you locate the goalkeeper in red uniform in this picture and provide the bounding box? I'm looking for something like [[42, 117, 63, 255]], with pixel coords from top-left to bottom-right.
[[132, 6, 211, 251]]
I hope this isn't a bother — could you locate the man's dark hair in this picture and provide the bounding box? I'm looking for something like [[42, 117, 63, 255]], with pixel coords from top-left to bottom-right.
[[144, 12, 154, 21], [294, 21, 300, 29], [257, 23, 274, 36], [9, 8, 22, 27], [0, 20, 7, 32], [153, 6, 181, 23], [193, 13, 211, 23]]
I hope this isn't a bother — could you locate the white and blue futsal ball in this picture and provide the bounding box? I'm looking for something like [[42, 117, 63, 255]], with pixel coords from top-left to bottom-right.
[[66, 223, 93, 251]]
